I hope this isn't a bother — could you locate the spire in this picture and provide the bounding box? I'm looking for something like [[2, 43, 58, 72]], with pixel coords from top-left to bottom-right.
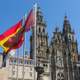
[[64, 15, 68, 21], [37, 6, 46, 26], [64, 15, 69, 25], [55, 27, 59, 32], [63, 15, 71, 33]]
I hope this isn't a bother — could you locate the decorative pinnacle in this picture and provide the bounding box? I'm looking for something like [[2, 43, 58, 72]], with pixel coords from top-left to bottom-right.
[[64, 15, 68, 21]]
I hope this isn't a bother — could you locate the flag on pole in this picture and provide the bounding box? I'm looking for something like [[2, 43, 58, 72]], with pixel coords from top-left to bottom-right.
[[0, 6, 35, 67], [0, 20, 22, 41], [3, 28, 24, 53], [0, 8, 35, 53], [24, 9, 35, 32], [5, 9, 35, 52], [0, 20, 22, 53], [22, 6, 35, 80]]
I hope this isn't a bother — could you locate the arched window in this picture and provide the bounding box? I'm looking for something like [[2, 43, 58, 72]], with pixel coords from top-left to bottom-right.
[[43, 28, 45, 33], [39, 27, 41, 32], [57, 72, 64, 80]]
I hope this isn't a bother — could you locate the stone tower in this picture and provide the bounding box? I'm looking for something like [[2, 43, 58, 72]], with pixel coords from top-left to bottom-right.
[[30, 7, 50, 80], [50, 16, 78, 80], [50, 27, 64, 80], [63, 16, 78, 80]]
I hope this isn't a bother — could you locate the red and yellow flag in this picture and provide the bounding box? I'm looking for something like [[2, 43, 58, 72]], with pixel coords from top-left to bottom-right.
[[0, 8, 35, 53], [3, 26, 25, 53], [0, 20, 22, 52]]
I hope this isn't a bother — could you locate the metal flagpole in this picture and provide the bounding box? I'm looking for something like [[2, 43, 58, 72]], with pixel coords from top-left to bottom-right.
[[34, 3, 37, 80], [22, 14, 27, 80], [16, 48, 19, 80], [16, 27, 20, 80], [11, 58, 13, 80], [22, 32, 25, 80], [34, 3, 37, 68], [11, 50, 16, 80]]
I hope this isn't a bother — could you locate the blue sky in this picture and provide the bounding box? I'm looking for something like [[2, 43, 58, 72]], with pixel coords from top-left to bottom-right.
[[0, 0, 80, 53]]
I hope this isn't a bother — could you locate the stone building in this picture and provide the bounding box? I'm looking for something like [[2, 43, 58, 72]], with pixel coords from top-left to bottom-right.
[[0, 53, 35, 80], [8, 56, 35, 80], [30, 7, 50, 80], [0, 6, 80, 80], [76, 55, 80, 80], [30, 6, 79, 80], [50, 16, 79, 80]]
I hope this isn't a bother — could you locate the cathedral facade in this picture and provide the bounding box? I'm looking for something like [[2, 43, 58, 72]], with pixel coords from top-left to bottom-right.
[[50, 16, 79, 80], [0, 6, 79, 80], [30, 7, 50, 80], [30, 6, 79, 80]]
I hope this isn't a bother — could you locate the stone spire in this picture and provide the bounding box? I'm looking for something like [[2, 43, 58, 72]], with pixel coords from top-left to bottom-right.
[[63, 15, 71, 33]]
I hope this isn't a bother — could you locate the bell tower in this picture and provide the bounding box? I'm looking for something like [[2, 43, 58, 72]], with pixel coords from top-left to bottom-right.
[[36, 7, 48, 60], [63, 15, 78, 63], [50, 16, 78, 80], [63, 16, 78, 80], [30, 6, 50, 80]]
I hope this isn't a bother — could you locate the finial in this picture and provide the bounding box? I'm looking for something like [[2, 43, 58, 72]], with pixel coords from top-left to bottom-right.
[[64, 12, 68, 21], [64, 15, 67, 21], [55, 26, 59, 32]]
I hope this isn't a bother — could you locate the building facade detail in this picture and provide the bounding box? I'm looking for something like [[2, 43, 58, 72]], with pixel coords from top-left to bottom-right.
[[0, 6, 80, 80], [30, 7, 50, 80], [50, 16, 79, 80]]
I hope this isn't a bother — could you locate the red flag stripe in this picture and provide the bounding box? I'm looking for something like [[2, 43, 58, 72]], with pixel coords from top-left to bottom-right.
[[0, 20, 22, 41], [25, 9, 35, 32]]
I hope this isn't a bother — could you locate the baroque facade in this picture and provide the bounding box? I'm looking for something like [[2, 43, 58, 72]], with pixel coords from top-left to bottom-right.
[[50, 16, 79, 80], [30, 6, 79, 80], [30, 7, 50, 80], [0, 54, 35, 80], [30, 6, 80, 80], [0, 6, 80, 80], [8, 56, 35, 80]]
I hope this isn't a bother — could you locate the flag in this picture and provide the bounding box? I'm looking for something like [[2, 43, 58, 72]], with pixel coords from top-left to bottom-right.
[[3, 27, 24, 53], [0, 8, 35, 53], [24, 9, 35, 32], [6, 8, 35, 52], [1, 24, 24, 67], [0, 20, 22, 41], [0, 20, 22, 53]]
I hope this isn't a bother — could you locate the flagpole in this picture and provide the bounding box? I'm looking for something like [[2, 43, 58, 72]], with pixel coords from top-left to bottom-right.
[[11, 51, 16, 80], [16, 28, 20, 80], [34, 3, 37, 80], [16, 47, 19, 80], [22, 14, 27, 80], [22, 32, 25, 80], [11, 58, 13, 80], [34, 3, 37, 67]]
